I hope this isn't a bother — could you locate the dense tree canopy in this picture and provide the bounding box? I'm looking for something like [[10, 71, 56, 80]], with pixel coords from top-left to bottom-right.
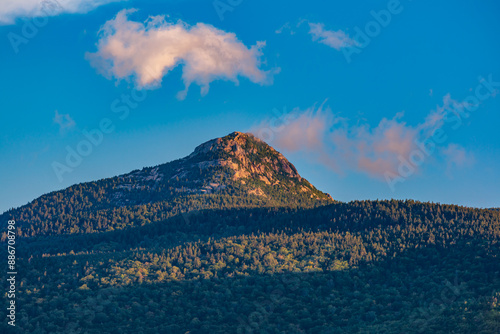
[[1, 200, 499, 333]]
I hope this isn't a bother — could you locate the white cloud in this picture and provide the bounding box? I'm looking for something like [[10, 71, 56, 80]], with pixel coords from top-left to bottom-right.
[[86, 9, 277, 99], [0, 0, 125, 25], [308, 22, 358, 50]]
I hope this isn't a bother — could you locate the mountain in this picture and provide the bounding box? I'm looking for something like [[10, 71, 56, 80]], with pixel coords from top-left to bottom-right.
[[1, 132, 499, 334], [0, 132, 332, 237], [167, 131, 330, 200]]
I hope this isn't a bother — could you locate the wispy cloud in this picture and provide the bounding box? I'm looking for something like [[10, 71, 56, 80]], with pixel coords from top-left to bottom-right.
[[53, 110, 75, 133], [86, 9, 277, 99], [276, 20, 357, 51], [332, 113, 420, 178], [0, 0, 125, 25], [441, 144, 474, 177], [307, 22, 358, 50], [275, 22, 295, 35], [418, 93, 472, 132], [252, 95, 473, 179]]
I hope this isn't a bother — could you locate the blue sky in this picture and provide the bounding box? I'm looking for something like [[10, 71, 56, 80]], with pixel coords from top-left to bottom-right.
[[1, 0, 499, 212]]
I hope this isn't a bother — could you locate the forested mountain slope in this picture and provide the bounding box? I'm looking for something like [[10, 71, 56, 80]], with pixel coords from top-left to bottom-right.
[[1, 200, 499, 333], [1, 133, 499, 333], [0, 132, 331, 238]]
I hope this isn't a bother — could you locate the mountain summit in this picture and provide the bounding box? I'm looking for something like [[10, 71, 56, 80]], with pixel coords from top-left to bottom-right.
[[1, 132, 332, 237], [169, 131, 330, 199]]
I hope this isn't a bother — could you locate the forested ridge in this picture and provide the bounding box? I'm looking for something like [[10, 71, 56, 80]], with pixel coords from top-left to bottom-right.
[[1, 200, 499, 333], [0, 133, 499, 333]]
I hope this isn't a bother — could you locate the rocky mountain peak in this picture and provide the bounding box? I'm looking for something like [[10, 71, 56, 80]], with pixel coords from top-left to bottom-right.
[[171, 131, 332, 200], [113, 131, 332, 202], [185, 131, 302, 182]]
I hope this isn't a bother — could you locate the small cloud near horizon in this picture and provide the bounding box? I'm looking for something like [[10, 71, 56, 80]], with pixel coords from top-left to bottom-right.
[[442, 143, 475, 177], [53, 110, 76, 133]]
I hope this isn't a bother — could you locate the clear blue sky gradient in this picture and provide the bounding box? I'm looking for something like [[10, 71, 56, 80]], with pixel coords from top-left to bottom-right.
[[1, 0, 499, 212]]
